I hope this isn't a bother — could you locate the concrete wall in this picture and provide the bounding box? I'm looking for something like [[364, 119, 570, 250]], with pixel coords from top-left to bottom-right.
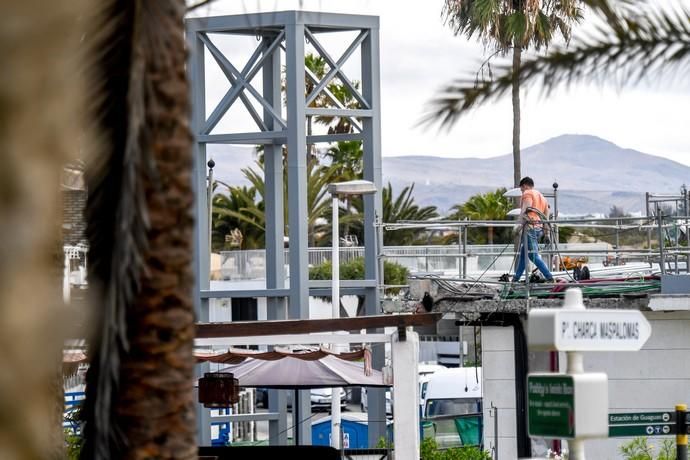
[[579, 311, 690, 459], [482, 326, 517, 459]]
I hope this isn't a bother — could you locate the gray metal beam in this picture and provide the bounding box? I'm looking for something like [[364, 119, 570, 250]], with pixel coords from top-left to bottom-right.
[[307, 133, 364, 143], [186, 11, 379, 33], [187, 11, 382, 448], [201, 33, 267, 132], [361, 24, 386, 447], [305, 108, 373, 118], [285, 20, 312, 445], [187, 25, 213, 446], [262, 33, 289, 446], [304, 28, 370, 109], [199, 283, 376, 299], [198, 132, 287, 144], [201, 289, 290, 299]]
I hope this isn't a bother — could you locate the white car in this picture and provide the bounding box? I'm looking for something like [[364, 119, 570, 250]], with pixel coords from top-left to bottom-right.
[[286, 388, 347, 411]]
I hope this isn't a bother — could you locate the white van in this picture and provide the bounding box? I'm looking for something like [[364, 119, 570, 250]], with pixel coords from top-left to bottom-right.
[[418, 363, 447, 410], [422, 367, 482, 419]]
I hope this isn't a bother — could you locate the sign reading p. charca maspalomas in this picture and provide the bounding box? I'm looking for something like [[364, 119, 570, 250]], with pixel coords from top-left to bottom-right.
[[528, 309, 652, 351]]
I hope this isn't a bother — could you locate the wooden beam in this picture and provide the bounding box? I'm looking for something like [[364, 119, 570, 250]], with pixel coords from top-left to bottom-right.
[[196, 313, 442, 338], [195, 333, 390, 347]]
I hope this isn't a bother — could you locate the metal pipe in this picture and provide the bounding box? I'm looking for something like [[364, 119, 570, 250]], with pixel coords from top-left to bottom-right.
[[553, 182, 559, 248], [463, 220, 468, 278], [207, 159, 215, 258], [523, 223, 530, 296], [685, 187, 690, 274], [331, 194, 342, 449], [492, 403, 499, 460], [647, 192, 652, 251], [677, 404, 688, 460], [616, 219, 620, 266], [458, 225, 463, 279], [376, 213, 385, 299], [658, 209, 666, 274]]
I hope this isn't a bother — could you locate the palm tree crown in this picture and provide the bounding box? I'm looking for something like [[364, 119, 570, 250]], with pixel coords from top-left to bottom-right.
[[436, 0, 583, 187]]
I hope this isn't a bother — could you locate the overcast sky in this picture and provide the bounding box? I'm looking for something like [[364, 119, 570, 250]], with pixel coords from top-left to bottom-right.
[[188, 0, 690, 165]]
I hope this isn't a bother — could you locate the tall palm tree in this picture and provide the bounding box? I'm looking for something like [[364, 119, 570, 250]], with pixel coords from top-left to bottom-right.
[[425, 1, 689, 115], [215, 159, 337, 248], [212, 185, 265, 250], [315, 81, 362, 135], [344, 182, 439, 246], [449, 188, 511, 244], [384, 183, 439, 246], [81, 1, 196, 458], [324, 140, 364, 181], [434, 0, 583, 187]]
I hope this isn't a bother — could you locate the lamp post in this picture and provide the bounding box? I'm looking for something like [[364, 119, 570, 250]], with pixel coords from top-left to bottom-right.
[[207, 159, 215, 258], [327, 180, 377, 449]]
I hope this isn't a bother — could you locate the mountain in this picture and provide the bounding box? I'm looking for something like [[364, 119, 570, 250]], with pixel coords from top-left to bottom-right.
[[383, 135, 690, 215], [208, 135, 690, 216]]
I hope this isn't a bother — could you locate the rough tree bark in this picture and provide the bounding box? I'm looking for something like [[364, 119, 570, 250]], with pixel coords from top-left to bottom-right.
[[82, 1, 196, 458], [512, 45, 522, 188], [115, 2, 197, 457]]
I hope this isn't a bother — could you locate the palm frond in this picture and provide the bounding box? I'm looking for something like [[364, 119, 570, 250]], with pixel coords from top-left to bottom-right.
[[424, 5, 690, 129], [82, 0, 144, 457]]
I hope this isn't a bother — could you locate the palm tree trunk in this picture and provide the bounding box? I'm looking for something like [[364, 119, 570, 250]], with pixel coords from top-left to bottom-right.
[[116, 2, 196, 457], [512, 46, 522, 188], [488, 226, 494, 245], [82, 2, 196, 458]]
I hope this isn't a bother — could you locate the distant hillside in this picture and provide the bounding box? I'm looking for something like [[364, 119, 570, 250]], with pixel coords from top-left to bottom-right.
[[208, 135, 690, 216], [383, 135, 690, 214]]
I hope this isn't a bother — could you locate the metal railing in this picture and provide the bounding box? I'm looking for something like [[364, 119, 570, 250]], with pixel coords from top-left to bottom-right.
[[211, 214, 689, 285]]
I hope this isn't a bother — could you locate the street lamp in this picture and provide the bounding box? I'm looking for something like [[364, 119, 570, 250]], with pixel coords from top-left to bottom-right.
[[328, 180, 377, 449]]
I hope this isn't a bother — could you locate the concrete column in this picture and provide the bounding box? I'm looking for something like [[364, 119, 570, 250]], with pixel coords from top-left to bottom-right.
[[392, 327, 420, 460]]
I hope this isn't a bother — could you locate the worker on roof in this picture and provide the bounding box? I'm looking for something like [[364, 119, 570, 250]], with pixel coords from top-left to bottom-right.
[[512, 176, 554, 283]]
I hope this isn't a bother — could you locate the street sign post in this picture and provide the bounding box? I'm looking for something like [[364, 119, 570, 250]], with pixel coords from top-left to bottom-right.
[[526, 288, 655, 460]]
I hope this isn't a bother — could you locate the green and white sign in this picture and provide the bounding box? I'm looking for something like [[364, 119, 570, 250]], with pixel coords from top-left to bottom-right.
[[609, 424, 674, 437], [609, 412, 675, 425], [608, 412, 678, 437], [528, 375, 575, 438]]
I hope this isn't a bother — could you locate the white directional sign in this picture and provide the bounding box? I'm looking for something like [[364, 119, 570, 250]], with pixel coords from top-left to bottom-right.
[[528, 290, 652, 351]]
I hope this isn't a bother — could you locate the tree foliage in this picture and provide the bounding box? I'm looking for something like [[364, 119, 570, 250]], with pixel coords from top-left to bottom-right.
[[439, 0, 583, 186], [425, 1, 689, 126], [449, 188, 512, 244], [382, 183, 440, 245]]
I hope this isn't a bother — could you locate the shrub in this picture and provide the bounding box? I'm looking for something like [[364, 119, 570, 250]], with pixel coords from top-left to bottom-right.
[[420, 437, 492, 460], [309, 257, 409, 294], [619, 437, 675, 460]]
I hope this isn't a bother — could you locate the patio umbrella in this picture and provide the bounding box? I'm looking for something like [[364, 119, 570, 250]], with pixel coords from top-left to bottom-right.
[[216, 355, 388, 389]]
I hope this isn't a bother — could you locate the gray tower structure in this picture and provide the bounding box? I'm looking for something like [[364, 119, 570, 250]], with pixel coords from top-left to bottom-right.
[[186, 11, 385, 446]]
